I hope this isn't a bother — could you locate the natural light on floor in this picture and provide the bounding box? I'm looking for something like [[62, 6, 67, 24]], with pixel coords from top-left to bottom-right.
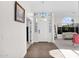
[[55, 38, 79, 58], [59, 49, 79, 58], [49, 49, 65, 58]]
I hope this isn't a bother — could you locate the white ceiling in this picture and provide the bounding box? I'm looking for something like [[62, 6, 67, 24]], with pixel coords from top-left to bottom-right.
[[19, 1, 79, 17]]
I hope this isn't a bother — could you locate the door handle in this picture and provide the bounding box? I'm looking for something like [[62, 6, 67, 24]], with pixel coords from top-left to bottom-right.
[[38, 30, 40, 33]]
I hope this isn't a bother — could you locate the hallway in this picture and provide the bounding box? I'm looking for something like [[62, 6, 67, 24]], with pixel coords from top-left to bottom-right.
[[24, 42, 57, 58], [0, 1, 79, 58]]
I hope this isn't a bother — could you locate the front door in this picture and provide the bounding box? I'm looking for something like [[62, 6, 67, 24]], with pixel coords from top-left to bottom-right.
[[37, 17, 49, 42]]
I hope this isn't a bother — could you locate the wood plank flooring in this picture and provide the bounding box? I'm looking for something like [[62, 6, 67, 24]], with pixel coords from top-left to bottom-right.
[[24, 42, 58, 58]]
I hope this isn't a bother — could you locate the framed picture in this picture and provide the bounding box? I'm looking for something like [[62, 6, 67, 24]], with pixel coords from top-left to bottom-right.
[[15, 1, 25, 23]]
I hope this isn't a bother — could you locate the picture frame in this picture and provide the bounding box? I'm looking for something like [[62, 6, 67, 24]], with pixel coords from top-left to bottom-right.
[[15, 1, 25, 23]]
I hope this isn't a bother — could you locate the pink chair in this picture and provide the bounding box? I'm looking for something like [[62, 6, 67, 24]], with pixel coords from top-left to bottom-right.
[[72, 33, 79, 46]]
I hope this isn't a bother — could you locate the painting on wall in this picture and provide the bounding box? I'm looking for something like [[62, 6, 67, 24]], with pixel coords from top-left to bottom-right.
[[15, 1, 25, 23]]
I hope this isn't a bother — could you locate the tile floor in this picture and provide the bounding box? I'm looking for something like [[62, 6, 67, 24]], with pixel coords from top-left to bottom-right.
[[55, 37, 79, 58]]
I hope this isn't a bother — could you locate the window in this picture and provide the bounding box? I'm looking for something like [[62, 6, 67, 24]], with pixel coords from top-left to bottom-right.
[[62, 17, 74, 26], [62, 17, 74, 32]]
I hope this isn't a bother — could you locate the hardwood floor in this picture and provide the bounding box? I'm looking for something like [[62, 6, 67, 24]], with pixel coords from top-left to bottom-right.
[[24, 42, 58, 58]]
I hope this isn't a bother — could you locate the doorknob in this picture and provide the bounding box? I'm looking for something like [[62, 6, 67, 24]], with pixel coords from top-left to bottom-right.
[[38, 30, 40, 33]]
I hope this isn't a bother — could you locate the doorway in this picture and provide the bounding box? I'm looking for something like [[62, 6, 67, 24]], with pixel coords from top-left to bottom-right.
[[36, 17, 49, 42], [26, 18, 32, 48]]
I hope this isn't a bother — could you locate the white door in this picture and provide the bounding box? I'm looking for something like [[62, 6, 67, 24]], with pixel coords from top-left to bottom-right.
[[37, 17, 49, 42]]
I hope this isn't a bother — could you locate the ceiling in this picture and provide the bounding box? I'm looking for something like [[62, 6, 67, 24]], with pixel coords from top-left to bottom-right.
[[19, 1, 79, 18]]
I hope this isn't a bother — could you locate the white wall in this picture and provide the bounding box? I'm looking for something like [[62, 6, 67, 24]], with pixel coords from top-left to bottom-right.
[[0, 1, 26, 57]]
